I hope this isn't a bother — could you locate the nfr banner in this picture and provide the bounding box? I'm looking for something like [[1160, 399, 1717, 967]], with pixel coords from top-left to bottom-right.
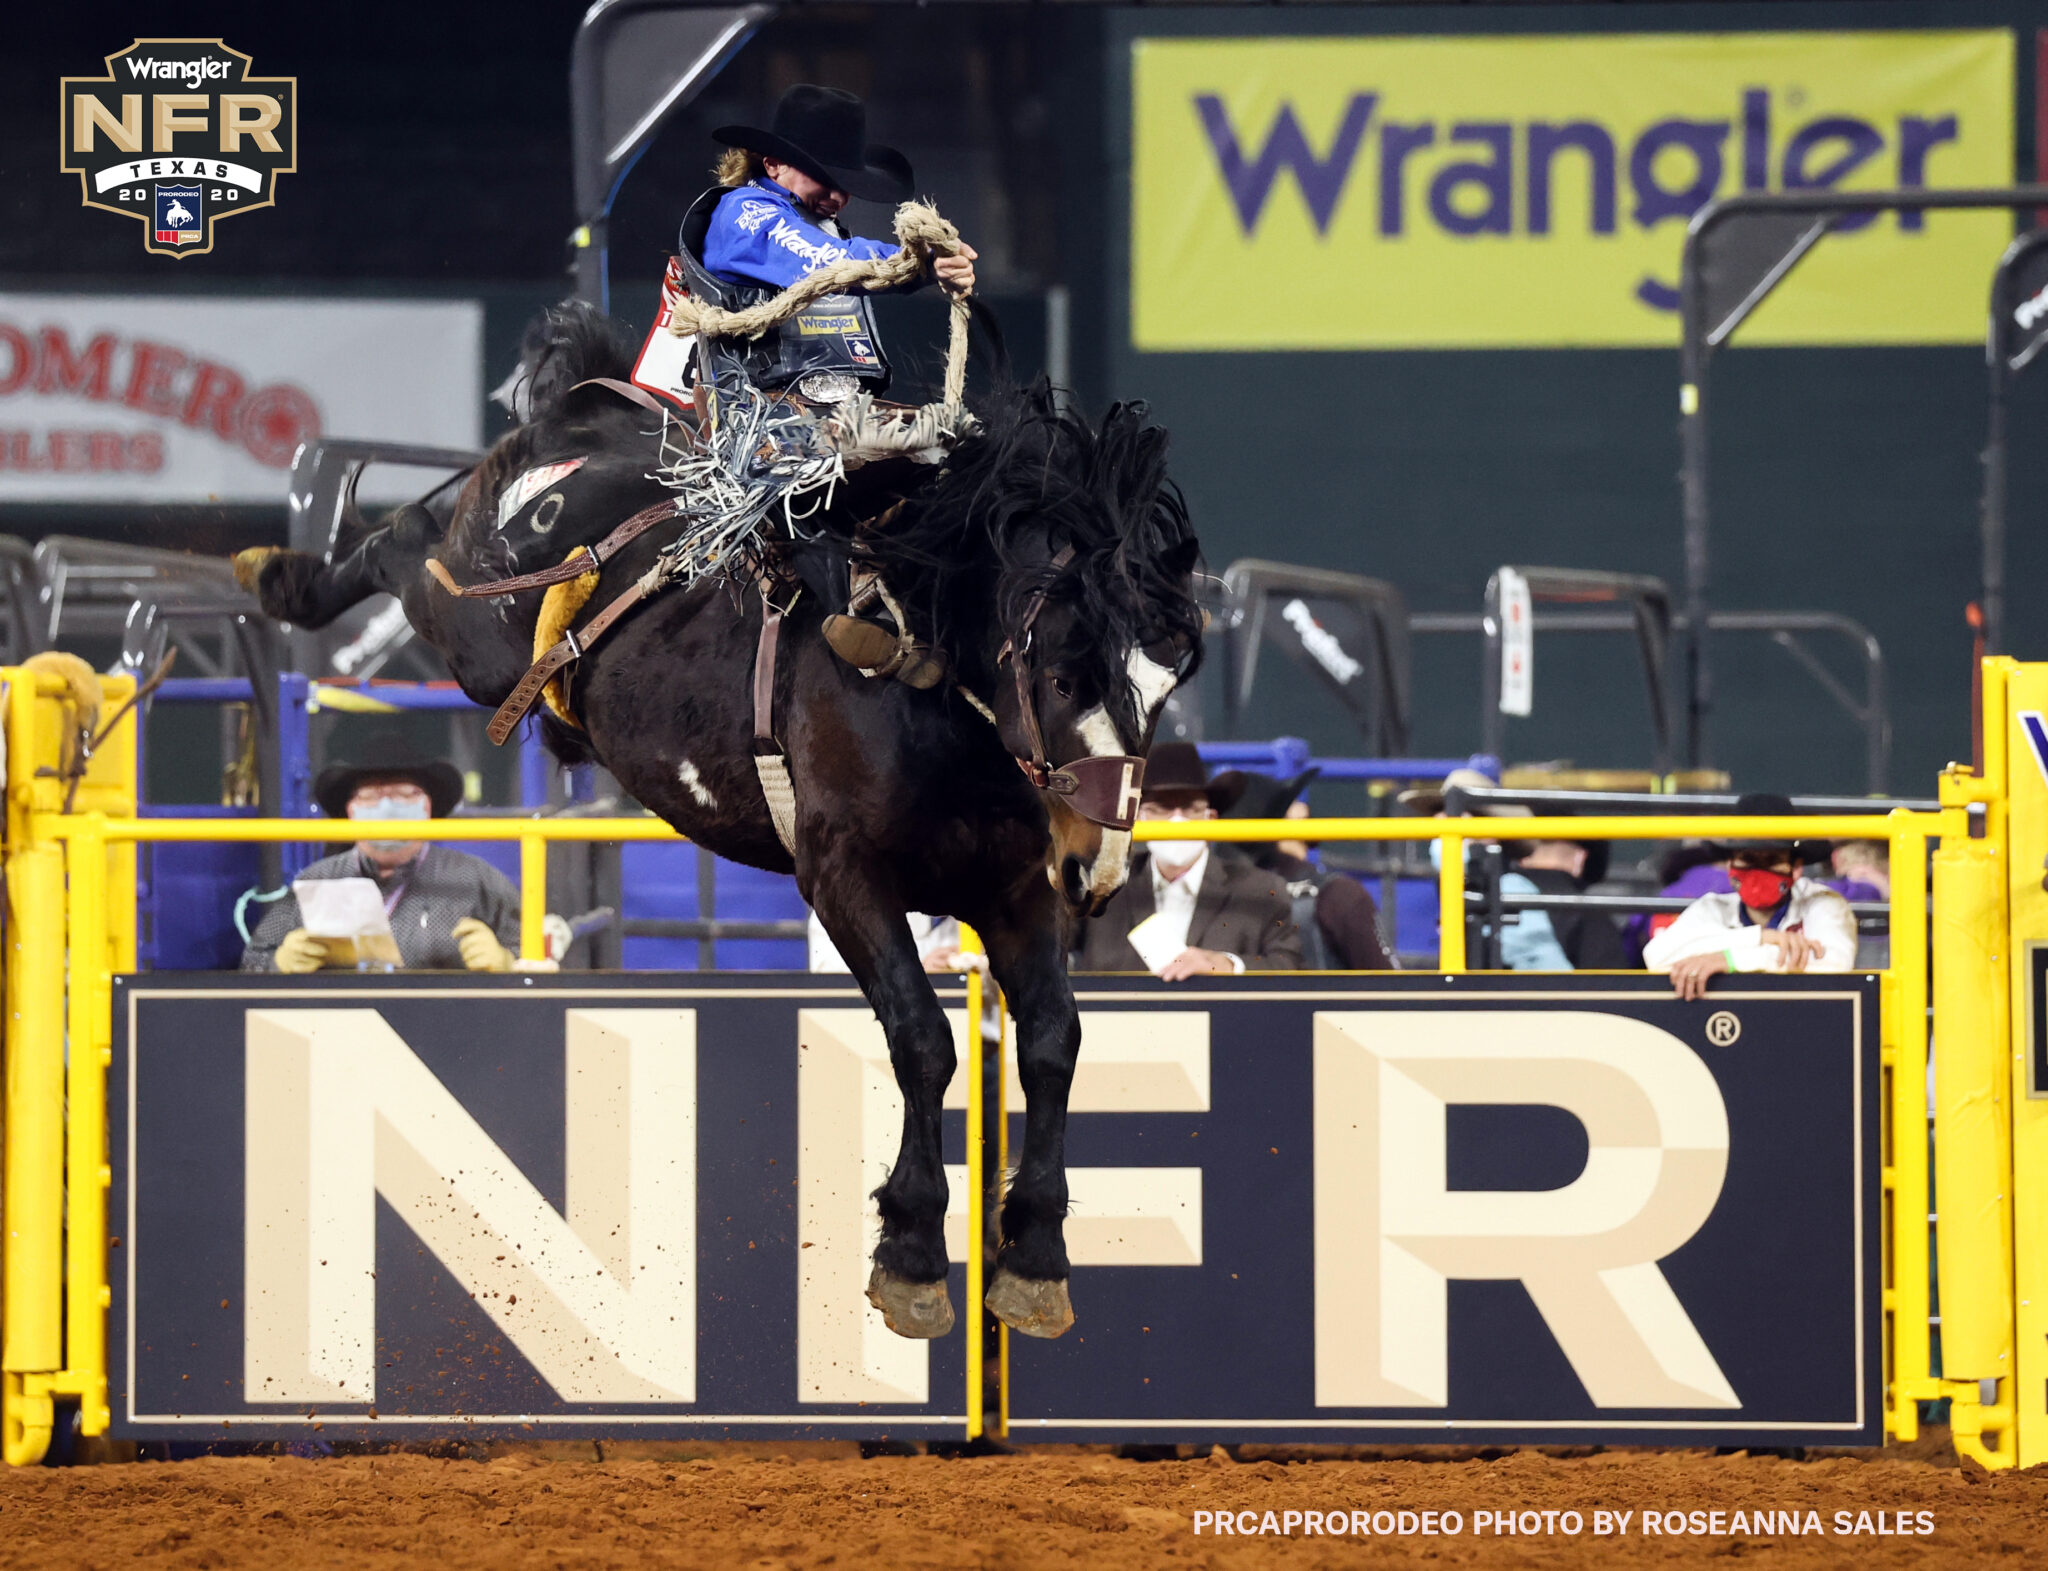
[[1131, 29, 2013, 349], [112, 976, 975, 1440], [1012, 975, 1879, 1445], [112, 972, 1877, 1446]]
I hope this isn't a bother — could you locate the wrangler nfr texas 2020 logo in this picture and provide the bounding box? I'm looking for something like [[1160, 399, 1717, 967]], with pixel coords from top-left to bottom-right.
[[61, 39, 295, 259]]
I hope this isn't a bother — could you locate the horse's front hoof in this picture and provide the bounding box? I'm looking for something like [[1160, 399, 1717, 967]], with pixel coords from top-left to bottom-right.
[[866, 1265, 955, 1339], [985, 1267, 1074, 1339]]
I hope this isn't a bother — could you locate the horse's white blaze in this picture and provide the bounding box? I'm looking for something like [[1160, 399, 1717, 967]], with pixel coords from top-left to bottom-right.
[[1127, 647, 1178, 724], [676, 760, 716, 809], [1074, 704, 1125, 756], [1085, 828, 1132, 897]]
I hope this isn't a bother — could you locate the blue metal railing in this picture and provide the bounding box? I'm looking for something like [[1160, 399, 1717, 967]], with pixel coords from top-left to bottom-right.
[[1197, 739, 1497, 784]]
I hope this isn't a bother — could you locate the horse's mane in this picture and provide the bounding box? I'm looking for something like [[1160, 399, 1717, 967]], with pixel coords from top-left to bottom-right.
[[513, 301, 639, 423], [863, 379, 1204, 740]]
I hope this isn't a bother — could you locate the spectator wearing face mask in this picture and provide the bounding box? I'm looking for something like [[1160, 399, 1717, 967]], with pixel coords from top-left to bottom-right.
[[239, 733, 523, 974], [1070, 743, 1302, 979], [1643, 793, 1856, 999]]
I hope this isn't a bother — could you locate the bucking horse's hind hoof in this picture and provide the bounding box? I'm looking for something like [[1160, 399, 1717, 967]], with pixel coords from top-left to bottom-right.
[[231, 546, 283, 595], [985, 1267, 1075, 1339], [866, 1265, 955, 1339]]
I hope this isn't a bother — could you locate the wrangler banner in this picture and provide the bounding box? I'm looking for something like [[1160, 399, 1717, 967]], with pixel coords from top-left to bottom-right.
[[1131, 30, 2014, 350]]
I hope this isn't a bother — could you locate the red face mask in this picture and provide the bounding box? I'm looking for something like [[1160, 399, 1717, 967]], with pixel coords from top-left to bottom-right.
[[1734, 866, 1795, 910]]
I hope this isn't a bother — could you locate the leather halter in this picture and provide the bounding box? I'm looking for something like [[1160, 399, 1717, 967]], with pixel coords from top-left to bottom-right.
[[998, 546, 1148, 833]]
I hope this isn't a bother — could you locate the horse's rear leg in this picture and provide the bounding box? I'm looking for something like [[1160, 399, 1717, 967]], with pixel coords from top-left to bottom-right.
[[811, 878, 958, 1339], [232, 503, 438, 630], [978, 911, 1079, 1339]]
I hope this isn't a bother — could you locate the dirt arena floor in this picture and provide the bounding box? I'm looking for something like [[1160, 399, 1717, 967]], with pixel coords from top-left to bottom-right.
[[2, 1435, 2043, 1569]]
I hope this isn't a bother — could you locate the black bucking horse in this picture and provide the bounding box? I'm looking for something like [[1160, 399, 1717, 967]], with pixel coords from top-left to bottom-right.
[[235, 304, 1203, 1341]]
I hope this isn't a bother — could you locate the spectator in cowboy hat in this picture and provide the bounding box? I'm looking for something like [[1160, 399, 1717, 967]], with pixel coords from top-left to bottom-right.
[[1221, 768, 1392, 969], [1643, 792, 1856, 998], [1070, 742, 1302, 979], [240, 732, 526, 975]]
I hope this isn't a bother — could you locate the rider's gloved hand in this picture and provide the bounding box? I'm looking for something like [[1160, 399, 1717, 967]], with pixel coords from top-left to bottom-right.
[[453, 917, 515, 973], [273, 928, 328, 974]]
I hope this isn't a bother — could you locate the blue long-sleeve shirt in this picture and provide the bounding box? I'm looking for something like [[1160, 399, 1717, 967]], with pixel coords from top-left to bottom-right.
[[702, 179, 898, 290], [1498, 870, 1574, 971]]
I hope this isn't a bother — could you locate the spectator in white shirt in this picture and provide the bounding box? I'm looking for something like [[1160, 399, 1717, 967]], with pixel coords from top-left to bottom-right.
[[807, 910, 983, 974], [1644, 793, 1857, 999], [1071, 743, 1301, 978]]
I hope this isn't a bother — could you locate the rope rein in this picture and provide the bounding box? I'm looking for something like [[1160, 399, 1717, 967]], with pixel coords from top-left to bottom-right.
[[667, 198, 972, 413]]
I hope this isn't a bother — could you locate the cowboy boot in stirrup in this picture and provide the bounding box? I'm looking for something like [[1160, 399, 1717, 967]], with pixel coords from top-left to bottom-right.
[[894, 643, 949, 690], [824, 567, 949, 688], [822, 612, 903, 671], [823, 616, 950, 689], [823, 566, 899, 670]]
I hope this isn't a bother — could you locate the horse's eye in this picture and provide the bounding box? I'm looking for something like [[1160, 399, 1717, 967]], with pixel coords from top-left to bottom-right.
[[1051, 676, 1075, 701]]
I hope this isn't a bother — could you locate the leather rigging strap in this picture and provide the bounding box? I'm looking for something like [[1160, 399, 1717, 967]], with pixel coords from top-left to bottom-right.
[[754, 611, 783, 746], [486, 573, 655, 746], [427, 500, 683, 599], [566, 376, 668, 415], [750, 598, 799, 854]]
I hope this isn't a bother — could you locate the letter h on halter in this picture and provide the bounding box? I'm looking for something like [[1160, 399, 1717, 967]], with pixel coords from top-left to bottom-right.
[[1112, 762, 1143, 826]]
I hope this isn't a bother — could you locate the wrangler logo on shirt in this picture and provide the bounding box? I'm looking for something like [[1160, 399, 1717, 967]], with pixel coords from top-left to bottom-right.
[[769, 217, 849, 272], [796, 313, 862, 336]]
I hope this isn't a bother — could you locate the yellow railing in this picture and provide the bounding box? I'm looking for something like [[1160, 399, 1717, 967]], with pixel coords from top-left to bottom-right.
[[13, 806, 1953, 1454], [0, 654, 1999, 1462]]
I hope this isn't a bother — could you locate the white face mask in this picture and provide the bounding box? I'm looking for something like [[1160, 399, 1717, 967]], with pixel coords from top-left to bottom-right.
[[1425, 837, 1473, 872], [351, 794, 429, 852], [1149, 839, 1205, 868]]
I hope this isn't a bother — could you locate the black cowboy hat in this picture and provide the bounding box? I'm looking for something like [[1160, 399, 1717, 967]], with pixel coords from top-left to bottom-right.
[[1221, 767, 1320, 823], [1143, 741, 1246, 812], [714, 85, 914, 204], [313, 731, 465, 820], [1548, 830, 1611, 889], [1714, 792, 1831, 866]]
